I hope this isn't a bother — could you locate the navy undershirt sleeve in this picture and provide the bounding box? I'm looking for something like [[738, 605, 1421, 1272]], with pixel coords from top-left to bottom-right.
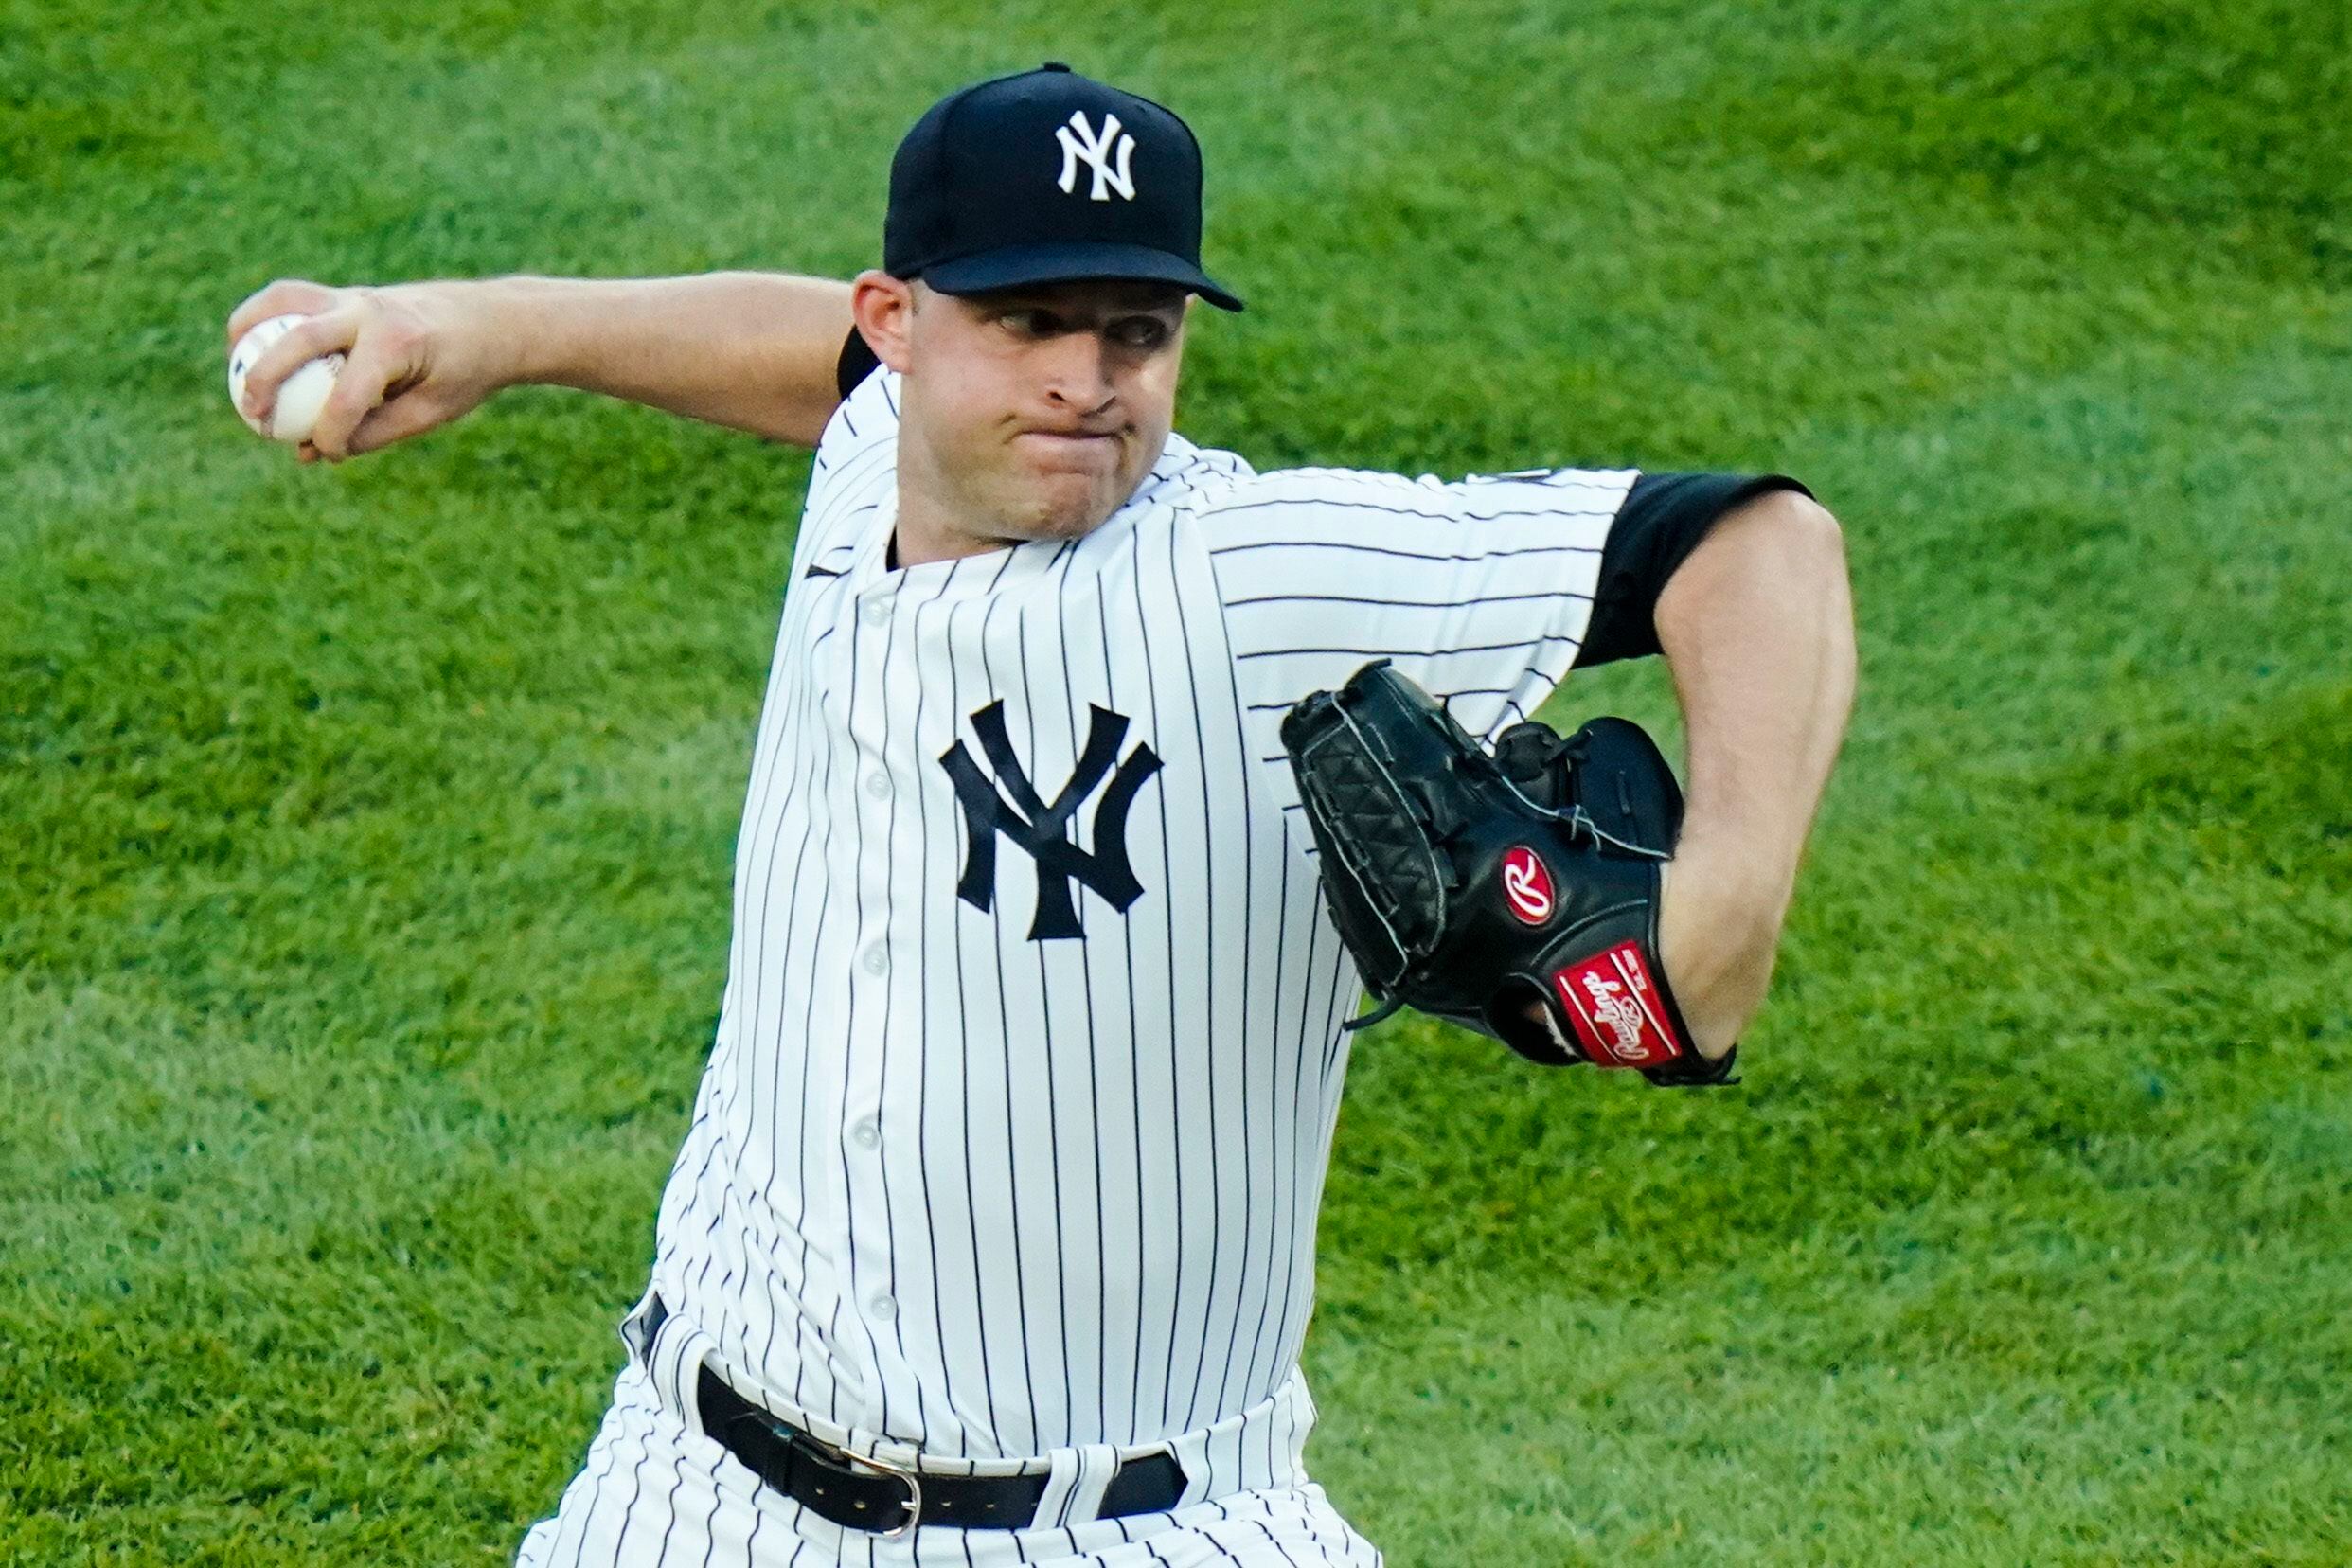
[[1572, 472, 1814, 668], [836, 329, 882, 400]]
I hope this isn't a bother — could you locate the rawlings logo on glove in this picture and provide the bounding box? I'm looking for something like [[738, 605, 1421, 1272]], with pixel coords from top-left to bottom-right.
[[1555, 943, 1673, 1066], [1501, 847, 1554, 924], [1279, 661, 1737, 1086]]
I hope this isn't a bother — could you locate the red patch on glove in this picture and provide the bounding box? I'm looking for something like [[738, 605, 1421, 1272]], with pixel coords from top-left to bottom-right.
[[1550, 942, 1686, 1068]]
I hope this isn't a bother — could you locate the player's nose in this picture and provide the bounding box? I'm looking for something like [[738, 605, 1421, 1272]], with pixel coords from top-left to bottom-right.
[[1037, 330, 1115, 412]]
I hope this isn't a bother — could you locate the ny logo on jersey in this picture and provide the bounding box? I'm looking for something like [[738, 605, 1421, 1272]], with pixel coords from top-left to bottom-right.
[[941, 700, 1163, 940], [1054, 111, 1136, 202]]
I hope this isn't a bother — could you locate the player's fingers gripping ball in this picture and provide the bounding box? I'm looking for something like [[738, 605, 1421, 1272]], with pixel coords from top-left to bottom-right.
[[1281, 660, 1736, 1086], [226, 312, 345, 444]]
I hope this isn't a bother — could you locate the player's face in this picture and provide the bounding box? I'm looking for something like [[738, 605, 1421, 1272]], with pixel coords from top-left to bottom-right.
[[890, 277, 1189, 549]]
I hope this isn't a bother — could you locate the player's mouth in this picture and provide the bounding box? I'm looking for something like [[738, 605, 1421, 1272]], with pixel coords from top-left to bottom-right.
[[1017, 427, 1119, 446], [1015, 428, 1122, 467]]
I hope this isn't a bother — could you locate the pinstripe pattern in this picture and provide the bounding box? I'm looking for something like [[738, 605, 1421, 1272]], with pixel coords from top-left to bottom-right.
[[523, 365, 1625, 1562]]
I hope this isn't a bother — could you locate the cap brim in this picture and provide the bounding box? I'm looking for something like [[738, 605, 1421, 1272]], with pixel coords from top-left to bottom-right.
[[920, 241, 1243, 312]]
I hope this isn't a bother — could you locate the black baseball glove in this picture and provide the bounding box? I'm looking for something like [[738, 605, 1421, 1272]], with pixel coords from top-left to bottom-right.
[[1280, 661, 1735, 1085]]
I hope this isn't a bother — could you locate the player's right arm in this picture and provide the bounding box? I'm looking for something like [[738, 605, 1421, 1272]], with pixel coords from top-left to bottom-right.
[[225, 272, 857, 462]]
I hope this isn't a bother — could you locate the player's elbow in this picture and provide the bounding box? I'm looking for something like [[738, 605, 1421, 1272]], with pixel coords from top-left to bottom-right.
[[1673, 485, 1848, 603], [1755, 491, 1859, 711], [1655, 484, 1856, 682], [1733, 488, 1850, 614], [1734, 487, 1844, 571]]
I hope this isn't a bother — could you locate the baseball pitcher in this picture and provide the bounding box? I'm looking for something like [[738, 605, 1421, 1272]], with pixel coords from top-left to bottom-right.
[[226, 63, 1855, 1568]]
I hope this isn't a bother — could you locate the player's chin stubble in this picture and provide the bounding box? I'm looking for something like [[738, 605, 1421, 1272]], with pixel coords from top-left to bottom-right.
[[1000, 487, 1118, 543], [988, 456, 1136, 543]]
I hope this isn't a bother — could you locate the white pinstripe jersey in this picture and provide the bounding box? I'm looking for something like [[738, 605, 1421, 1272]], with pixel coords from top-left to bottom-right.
[[645, 365, 1637, 1465]]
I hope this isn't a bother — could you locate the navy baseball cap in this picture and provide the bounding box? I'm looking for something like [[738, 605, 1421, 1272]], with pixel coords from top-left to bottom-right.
[[883, 63, 1243, 312]]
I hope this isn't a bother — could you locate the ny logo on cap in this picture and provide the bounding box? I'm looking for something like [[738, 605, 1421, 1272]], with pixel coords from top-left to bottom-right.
[[1055, 111, 1136, 202], [941, 700, 1163, 940]]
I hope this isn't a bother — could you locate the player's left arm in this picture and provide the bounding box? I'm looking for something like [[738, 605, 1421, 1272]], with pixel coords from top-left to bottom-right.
[[1647, 489, 1858, 1058]]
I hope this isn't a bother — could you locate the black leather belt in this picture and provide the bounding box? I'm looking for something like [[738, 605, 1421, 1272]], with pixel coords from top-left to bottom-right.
[[694, 1364, 1186, 1537]]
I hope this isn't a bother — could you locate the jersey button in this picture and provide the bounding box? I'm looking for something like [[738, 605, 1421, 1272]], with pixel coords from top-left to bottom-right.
[[864, 772, 890, 800], [870, 1293, 898, 1322], [861, 598, 890, 626], [849, 1118, 881, 1151], [861, 942, 888, 977]]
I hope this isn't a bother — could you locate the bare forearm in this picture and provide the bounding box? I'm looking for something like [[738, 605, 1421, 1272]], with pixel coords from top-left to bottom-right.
[[496, 272, 857, 446], [1653, 489, 1858, 1051]]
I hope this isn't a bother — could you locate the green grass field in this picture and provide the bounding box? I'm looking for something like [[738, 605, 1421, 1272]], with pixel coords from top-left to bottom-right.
[[5, 0, 2348, 1561]]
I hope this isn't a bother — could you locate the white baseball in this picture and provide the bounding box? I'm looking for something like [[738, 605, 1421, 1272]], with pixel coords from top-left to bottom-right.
[[227, 313, 346, 445]]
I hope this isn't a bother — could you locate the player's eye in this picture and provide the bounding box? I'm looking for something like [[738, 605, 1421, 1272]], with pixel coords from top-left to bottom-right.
[[998, 308, 1059, 338], [1109, 316, 1171, 350]]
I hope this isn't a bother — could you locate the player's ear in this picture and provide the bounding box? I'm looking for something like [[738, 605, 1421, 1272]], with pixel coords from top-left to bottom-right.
[[850, 270, 918, 375]]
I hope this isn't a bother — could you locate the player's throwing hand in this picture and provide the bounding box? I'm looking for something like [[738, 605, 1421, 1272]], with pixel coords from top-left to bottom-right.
[[224, 277, 511, 463]]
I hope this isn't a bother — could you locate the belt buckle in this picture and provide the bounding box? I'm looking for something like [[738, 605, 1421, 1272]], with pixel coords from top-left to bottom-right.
[[810, 1434, 924, 1540]]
